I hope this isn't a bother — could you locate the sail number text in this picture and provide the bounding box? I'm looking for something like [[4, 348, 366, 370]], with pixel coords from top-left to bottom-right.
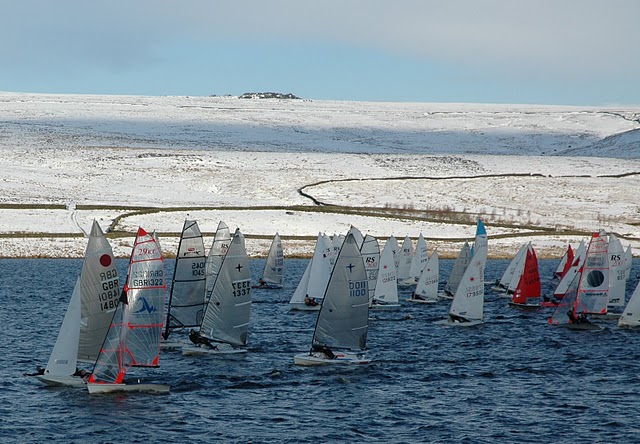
[[131, 269, 164, 287], [191, 261, 206, 277], [99, 270, 119, 312], [349, 280, 367, 297], [232, 280, 251, 297]]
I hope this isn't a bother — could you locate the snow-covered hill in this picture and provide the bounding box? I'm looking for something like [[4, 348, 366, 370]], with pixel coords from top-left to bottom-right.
[[1, 92, 639, 258]]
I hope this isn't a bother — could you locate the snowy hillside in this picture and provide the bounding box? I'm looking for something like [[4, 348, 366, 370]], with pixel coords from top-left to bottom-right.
[[1, 92, 639, 259]]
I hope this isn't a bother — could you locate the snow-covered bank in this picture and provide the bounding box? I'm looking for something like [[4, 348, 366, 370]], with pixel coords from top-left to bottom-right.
[[1, 92, 639, 258]]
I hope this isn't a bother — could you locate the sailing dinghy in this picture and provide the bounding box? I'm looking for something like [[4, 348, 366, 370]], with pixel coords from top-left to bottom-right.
[[442, 241, 471, 299], [508, 247, 542, 309], [370, 237, 400, 310], [618, 280, 640, 328], [205, 221, 231, 300], [289, 233, 333, 311], [294, 232, 370, 366], [162, 220, 207, 348], [360, 234, 380, 304], [183, 229, 252, 355], [491, 242, 527, 294], [408, 250, 439, 304], [548, 231, 607, 331], [87, 227, 170, 393], [254, 232, 284, 289], [35, 220, 119, 387], [440, 222, 487, 326]]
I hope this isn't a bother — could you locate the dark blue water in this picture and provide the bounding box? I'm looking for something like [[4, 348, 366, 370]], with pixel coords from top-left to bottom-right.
[[2, 258, 640, 443]]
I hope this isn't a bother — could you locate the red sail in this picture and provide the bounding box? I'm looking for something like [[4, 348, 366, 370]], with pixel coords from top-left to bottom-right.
[[512, 248, 541, 305]]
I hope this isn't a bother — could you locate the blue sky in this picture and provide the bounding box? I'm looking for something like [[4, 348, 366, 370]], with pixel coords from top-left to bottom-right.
[[1, 0, 639, 105]]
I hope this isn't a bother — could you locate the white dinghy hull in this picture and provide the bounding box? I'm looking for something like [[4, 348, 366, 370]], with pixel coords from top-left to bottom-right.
[[87, 382, 170, 394], [182, 344, 247, 355], [435, 318, 483, 327], [35, 375, 86, 387], [293, 351, 370, 366], [289, 302, 321, 312], [406, 298, 438, 304], [370, 303, 401, 311]]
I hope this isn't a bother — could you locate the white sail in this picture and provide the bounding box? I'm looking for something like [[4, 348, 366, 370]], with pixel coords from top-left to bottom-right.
[[575, 231, 609, 315], [360, 234, 380, 303], [373, 239, 398, 304], [608, 234, 627, 307], [414, 251, 439, 302], [164, 220, 207, 337], [624, 245, 633, 273], [350, 225, 365, 249], [397, 236, 414, 282], [619, 280, 640, 328], [260, 232, 284, 287], [444, 241, 471, 297], [506, 243, 531, 294], [553, 240, 587, 299], [331, 233, 344, 258], [385, 235, 400, 271], [403, 233, 428, 285], [322, 233, 337, 265], [205, 221, 231, 298], [199, 229, 252, 346], [313, 233, 369, 350], [78, 220, 120, 363], [448, 240, 487, 323], [42, 277, 82, 379], [306, 233, 334, 300], [496, 242, 528, 291], [289, 260, 312, 307]]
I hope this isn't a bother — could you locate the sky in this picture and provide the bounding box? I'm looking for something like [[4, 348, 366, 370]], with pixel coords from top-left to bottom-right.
[[1, 0, 639, 106]]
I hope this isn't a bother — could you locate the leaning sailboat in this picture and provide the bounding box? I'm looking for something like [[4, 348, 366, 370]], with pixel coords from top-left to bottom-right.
[[289, 233, 333, 311], [618, 280, 640, 328], [87, 227, 169, 393], [371, 237, 400, 310], [163, 220, 207, 346], [409, 250, 439, 304], [294, 233, 370, 366], [442, 241, 471, 299], [34, 220, 119, 387], [183, 229, 252, 355], [508, 247, 541, 309], [255, 232, 284, 289], [441, 228, 487, 326]]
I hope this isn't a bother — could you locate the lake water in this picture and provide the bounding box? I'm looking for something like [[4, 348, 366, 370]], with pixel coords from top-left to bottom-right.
[[2, 257, 640, 443]]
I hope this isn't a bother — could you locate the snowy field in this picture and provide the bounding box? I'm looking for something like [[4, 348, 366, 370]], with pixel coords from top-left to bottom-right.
[[1, 92, 639, 258]]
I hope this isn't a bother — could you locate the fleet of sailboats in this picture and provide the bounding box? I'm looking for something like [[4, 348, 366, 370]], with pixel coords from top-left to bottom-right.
[[29, 216, 640, 393]]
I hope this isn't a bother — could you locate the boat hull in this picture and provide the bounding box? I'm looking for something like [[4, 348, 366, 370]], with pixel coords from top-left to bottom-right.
[[35, 374, 86, 387], [182, 344, 247, 355], [289, 303, 321, 312], [435, 318, 483, 327], [293, 351, 369, 366], [406, 298, 438, 304], [87, 383, 170, 394], [566, 322, 603, 331], [370, 303, 401, 311], [508, 302, 541, 310]]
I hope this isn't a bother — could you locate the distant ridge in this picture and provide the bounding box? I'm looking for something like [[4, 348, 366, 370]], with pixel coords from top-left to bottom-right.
[[556, 128, 640, 158], [239, 92, 300, 99]]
